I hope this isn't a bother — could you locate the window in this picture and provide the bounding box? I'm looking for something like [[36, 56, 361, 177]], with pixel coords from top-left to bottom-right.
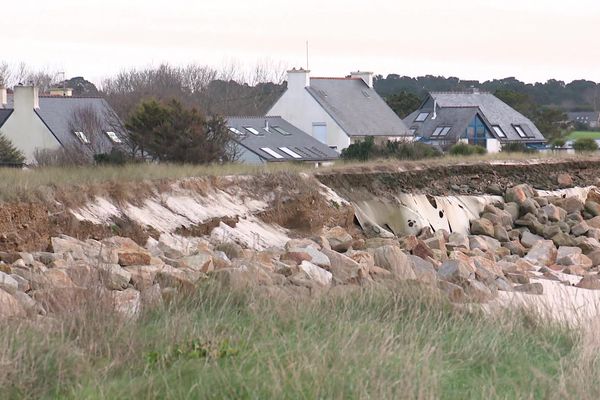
[[433, 126, 451, 137], [492, 125, 506, 138], [279, 147, 302, 159], [415, 112, 429, 122], [105, 131, 122, 143], [260, 147, 284, 159], [440, 127, 452, 136], [272, 126, 292, 136], [244, 127, 261, 135], [228, 127, 244, 136], [74, 131, 90, 144], [514, 125, 527, 138]]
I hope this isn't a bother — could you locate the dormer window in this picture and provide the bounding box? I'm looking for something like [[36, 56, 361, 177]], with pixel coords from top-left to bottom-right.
[[74, 131, 90, 144], [106, 131, 122, 143], [415, 112, 429, 122]]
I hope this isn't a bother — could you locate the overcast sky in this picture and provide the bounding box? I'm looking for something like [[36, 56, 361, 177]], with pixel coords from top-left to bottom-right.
[[4, 0, 600, 85]]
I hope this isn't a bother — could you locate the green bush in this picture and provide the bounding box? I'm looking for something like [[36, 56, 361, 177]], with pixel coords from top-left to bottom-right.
[[449, 142, 487, 156], [0, 133, 25, 165], [572, 137, 598, 152], [501, 142, 538, 153], [550, 138, 566, 149], [341, 138, 441, 161], [94, 149, 129, 165]]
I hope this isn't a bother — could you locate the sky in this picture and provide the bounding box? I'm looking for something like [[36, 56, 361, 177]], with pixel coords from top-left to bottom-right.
[[4, 0, 600, 86]]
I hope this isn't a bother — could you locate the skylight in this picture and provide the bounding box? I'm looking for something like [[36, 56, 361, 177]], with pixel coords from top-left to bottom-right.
[[432, 127, 444, 136], [492, 126, 506, 138], [106, 131, 122, 143], [74, 131, 90, 144], [228, 127, 244, 136], [260, 147, 284, 159], [440, 127, 452, 136], [279, 147, 302, 159], [272, 126, 292, 136], [415, 112, 429, 122], [244, 127, 261, 135], [514, 125, 527, 138]]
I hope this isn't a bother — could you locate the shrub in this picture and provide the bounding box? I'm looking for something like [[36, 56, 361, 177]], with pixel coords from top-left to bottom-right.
[[341, 138, 441, 161], [340, 137, 376, 161], [501, 142, 537, 153], [449, 142, 487, 156], [0, 133, 25, 165], [572, 137, 598, 152], [550, 138, 566, 149], [94, 149, 129, 165]]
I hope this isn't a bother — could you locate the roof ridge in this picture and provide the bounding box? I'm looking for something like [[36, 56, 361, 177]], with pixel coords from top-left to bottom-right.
[[311, 77, 361, 80]]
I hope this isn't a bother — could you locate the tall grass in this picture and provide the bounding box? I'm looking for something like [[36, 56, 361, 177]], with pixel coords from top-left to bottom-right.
[[0, 282, 596, 399]]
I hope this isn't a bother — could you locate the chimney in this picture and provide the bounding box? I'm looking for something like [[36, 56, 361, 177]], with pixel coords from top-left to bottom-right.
[[351, 71, 374, 88], [432, 99, 437, 120], [14, 85, 40, 110], [286, 68, 310, 92], [472, 86, 480, 94], [0, 86, 6, 108]]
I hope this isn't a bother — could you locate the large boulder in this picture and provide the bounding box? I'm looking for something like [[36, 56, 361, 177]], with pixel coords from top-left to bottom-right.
[[99, 264, 132, 290], [437, 260, 475, 284], [0, 271, 19, 294], [576, 276, 600, 290], [556, 246, 583, 266], [125, 265, 163, 290], [298, 261, 333, 286], [172, 253, 214, 273], [542, 204, 566, 222], [112, 288, 141, 320], [571, 221, 590, 237], [323, 227, 353, 252], [464, 279, 495, 302], [505, 184, 535, 205], [470, 218, 495, 237], [408, 255, 436, 285], [321, 248, 361, 283], [585, 201, 600, 217], [103, 237, 152, 267], [0, 289, 25, 318], [524, 240, 557, 266], [289, 247, 330, 268], [155, 266, 198, 292], [373, 246, 416, 280]]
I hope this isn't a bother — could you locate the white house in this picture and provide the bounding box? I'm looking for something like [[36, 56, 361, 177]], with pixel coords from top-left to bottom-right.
[[267, 69, 411, 152]]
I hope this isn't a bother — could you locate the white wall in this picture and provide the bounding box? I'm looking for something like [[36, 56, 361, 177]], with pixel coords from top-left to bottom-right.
[[486, 138, 501, 153], [267, 80, 350, 152], [1, 86, 61, 163]]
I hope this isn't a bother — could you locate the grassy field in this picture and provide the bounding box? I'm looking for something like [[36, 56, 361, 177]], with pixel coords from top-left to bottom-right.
[[1, 282, 598, 399], [566, 131, 600, 140]]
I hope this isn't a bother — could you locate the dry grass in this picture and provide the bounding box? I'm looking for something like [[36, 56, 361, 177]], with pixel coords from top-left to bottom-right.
[[1, 282, 599, 399]]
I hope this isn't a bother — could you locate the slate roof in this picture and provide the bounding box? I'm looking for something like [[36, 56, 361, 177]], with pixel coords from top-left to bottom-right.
[[226, 116, 339, 162], [405, 107, 492, 141], [405, 92, 546, 143], [35, 96, 125, 151], [567, 111, 600, 124], [306, 78, 410, 137], [0, 109, 13, 128]]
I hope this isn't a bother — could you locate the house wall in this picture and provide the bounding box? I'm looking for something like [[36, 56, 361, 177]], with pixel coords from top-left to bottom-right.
[[1, 87, 61, 164], [487, 138, 501, 153], [267, 87, 350, 152]]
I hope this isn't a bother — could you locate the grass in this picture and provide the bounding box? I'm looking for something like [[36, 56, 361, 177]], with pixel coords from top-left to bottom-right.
[[566, 131, 600, 140], [1, 282, 598, 399]]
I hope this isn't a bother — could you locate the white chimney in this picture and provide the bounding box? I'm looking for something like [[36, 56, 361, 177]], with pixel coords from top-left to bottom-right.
[[432, 99, 437, 120], [351, 71, 374, 88], [286, 68, 310, 92], [14, 85, 40, 110], [0, 87, 6, 108]]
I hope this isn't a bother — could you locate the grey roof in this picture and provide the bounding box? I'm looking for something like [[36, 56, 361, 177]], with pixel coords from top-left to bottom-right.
[[0, 109, 12, 128], [405, 92, 546, 143], [306, 78, 410, 137], [567, 111, 600, 123], [35, 96, 125, 152], [406, 107, 490, 141], [226, 116, 339, 162]]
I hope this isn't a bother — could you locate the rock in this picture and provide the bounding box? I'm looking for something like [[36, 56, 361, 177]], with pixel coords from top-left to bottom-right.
[[505, 184, 534, 204], [140, 284, 164, 309], [576, 237, 600, 254], [289, 247, 330, 268], [369, 266, 394, 281], [514, 283, 544, 295], [587, 250, 600, 267], [587, 228, 600, 241], [472, 256, 504, 279], [321, 248, 360, 282], [505, 273, 530, 284], [64, 262, 99, 287], [10, 274, 30, 292], [13, 291, 42, 315], [437, 281, 465, 302], [495, 277, 514, 292], [447, 233, 469, 250], [373, 245, 416, 280], [0, 289, 26, 318], [155, 266, 197, 292], [587, 216, 600, 229], [521, 231, 544, 248], [398, 235, 419, 251], [519, 199, 539, 217], [99, 264, 132, 290], [557, 173, 573, 187], [542, 225, 562, 240], [493, 225, 510, 242], [524, 240, 557, 266], [556, 246, 583, 266], [285, 238, 321, 251], [412, 240, 435, 260], [173, 253, 214, 273], [576, 276, 600, 290], [423, 236, 445, 251], [408, 255, 436, 285], [281, 251, 312, 265], [504, 203, 520, 221], [542, 204, 566, 222], [102, 237, 152, 267], [364, 238, 398, 249], [154, 234, 211, 258], [42, 269, 75, 289], [32, 287, 93, 314], [324, 226, 353, 252], [437, 260, 475, 284], [571, 221, 590, 237], [470, 218, 494, 237], [299, 261, 333, 286], [125, 265, 162, 290], [469, 236, 490, 252], [0, 271, 19, 294], [111, 288, 141, 319], [564, 265, 587, 276], [586, 201, 600, 217], [562, 197, 585, 214], [465, 279, 495, 302], [503, 241, 526, 257], [347, 250, 375, 269], [486, 183, 503, 196], [552, 232, 576, 247]]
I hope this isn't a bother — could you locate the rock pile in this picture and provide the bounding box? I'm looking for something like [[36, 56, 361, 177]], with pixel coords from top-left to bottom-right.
[[2, 183, 600, 319]]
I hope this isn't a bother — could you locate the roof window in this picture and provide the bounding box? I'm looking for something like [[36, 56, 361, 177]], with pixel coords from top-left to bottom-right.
[[228, 127, 244, 136], [415, 112, 429, 122], [260, 147, 284, 159], [106, 131, 122, 143], [514, 125, 527, 138], [244, 127, 261, 135], [74, 131, 90, 144], [492, 126, 506, 138], [432, 126, 451, 136], [272, 126, 292, 136], [279, 147, 302, 159]]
